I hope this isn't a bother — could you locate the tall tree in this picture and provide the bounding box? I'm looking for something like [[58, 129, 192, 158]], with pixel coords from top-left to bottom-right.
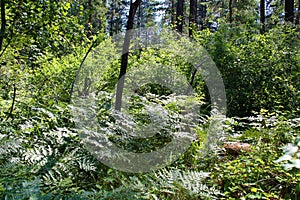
[[162, 0, 176, 25], [285, 0, 294, 22], [135, 0, 157, 28], [115, 0, 142, 111], [198, 0, 207, 30], [176, 0, 184, 32], [205, 0, 257, 27], [107, 0, 127, 36], [229, 0, 233, 23], [295, 0, 300, 24], [0, 0, 6, 51], [189, 0, 197, 37], [171, 0, 176, 25], [260, 0, 265, 33]]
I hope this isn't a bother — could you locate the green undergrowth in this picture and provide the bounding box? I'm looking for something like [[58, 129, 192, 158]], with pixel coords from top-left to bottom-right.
[[0, 103, 299, 199]]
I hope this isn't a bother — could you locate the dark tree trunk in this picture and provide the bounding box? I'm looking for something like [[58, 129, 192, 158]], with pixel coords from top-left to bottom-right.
[[295, 0, 300, 24], [109, 8, 114, 36], [260, 0, 265, 33], [0, 0, 6, 51], [229, 0, 233, 23], [171, 0, 176, 25], [189, 0, 197, 37], [199, 0, 206, 30], [115, 0, 142, 111], [176, 0, 184, 33], [285, 0, 294, 22]]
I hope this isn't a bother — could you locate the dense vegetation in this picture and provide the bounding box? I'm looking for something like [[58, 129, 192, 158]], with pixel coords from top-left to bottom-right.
[[0, 0, 299, 199]]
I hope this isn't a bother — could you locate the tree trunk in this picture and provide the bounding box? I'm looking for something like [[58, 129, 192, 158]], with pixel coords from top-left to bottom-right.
[[171, 0, 176, 25], [189, 0, 197, 37], [115, 0, 142, 111], [295, 0, 300, 24], [285, 0, 294, 22], [199, 0, 206, 30], [176, 0, 184, 33], [0, 0, 6, 51], [229, 0, 233, 23], [260, 0, 265, 33], [109, 9, 114, 36]]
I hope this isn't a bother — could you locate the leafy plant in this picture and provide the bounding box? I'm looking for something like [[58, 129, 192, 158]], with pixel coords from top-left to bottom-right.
[[275, 137, 300, 171]]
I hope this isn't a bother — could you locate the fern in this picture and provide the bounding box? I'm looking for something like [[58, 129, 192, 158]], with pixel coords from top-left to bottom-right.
[[118, 168, 223, 199], [0, 107, 101, 197], [0, 133, 23, 159]]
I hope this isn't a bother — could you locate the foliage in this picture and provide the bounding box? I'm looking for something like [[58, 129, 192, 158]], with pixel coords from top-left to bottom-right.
[[0, 106, 102, 198], [212, 144, 299, 199], [209, 113, 300, 199], [195, 23, 300, 116], [119, 168, 222, 199], [1, 0, 300, 199], [205, 0, 259, 26], [2, 0, 92, 63], [275, 135, 300, 171]]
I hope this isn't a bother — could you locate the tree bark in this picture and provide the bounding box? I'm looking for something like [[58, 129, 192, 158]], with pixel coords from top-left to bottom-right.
[[115, 0, 142, 111], [109, 7, 114, 36], [229, 0, 233, 23], [260, 0, 265, 33], [285, 0, 294, 23], [295, 0, 300, 24], [0, 0, 6, 51], [171, 0, 176, 25], [176, 0, 184, 33], [199, 0, 206, 30], [189, 0, 197, 37]]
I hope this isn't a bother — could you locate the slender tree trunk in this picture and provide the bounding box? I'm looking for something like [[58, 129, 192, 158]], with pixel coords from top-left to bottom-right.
[[137, 3, 141, 38], [176, 0, 184, 33], [87, 0, 92, 35], [115, 0, 142, 111], [199, 0, 206, 30], [229, 0, 233, 23], [189, 0, 197, 37], [109, 4, 114, 36], [185, 58, 207, 95], [171, 0, 176, 25], [0, 0, 6, 51], [260, 0, 265, 33], [6, 84, 16, 120], [285, 0, 294, 22], [295, 0, 300, 24]]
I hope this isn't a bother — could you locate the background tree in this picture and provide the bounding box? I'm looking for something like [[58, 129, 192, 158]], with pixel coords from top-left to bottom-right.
[[171, 0, 176, 24], [135, 0, 160, 29], [0, 0, 299, 198], [229, 0, 233, 23], [296, 0, 300, 24], [106, 0, 128, 36], [260, 0, 266, 32], [189, 0, 197, 36], [115, 0, 142, 111], [198, 0, 207, 30], [285, 0, 294, 22], [204, 0, 257, 31], [176, 0, 184, 32], [0, 0, 5, 51], [80, 0, 106, 37]]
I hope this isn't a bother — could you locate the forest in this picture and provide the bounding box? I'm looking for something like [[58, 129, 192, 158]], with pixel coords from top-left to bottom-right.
[[0, 0, 299, 199]]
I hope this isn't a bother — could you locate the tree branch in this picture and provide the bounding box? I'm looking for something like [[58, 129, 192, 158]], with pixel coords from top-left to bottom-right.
[[6, 84, 16, 120]]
